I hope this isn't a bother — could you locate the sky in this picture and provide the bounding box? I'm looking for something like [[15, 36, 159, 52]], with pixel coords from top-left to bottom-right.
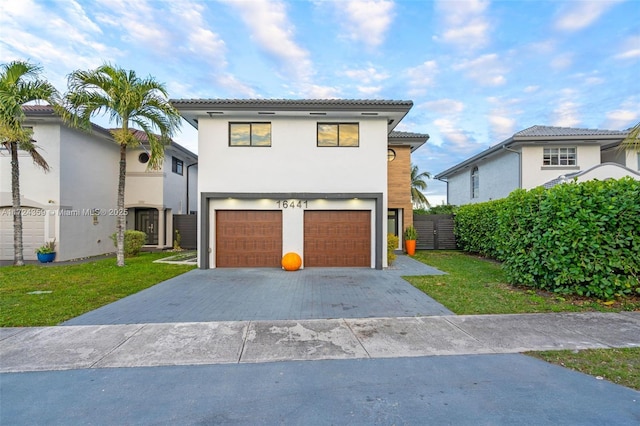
[[1, 0, 639, 205]]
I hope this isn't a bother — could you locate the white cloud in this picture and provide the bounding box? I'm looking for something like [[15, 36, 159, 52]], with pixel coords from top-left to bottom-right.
[[422, 99, 465, 114], [433, 118, 477, 153], [221, 0, 313, 82], [453, 54, 507, 86], [435, 0, 490, 50], [550, 53, 574, 70], [614, 36, 640, 60], [555, 0, 624, 32], [552, 90, 581, 127], [342, 66, 390, 84], [604, 99, 640, 129], [524, 85, 540, 93], [339, 0, 395, 48], [406, 61, 438, 95]]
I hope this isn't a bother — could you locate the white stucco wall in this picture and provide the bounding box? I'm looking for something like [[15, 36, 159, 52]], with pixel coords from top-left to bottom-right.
[[163, 153, 188, 214], [198, 115, 389, 268], [446, 151, 519, 205], [0, 123, 61, 260], [521, 144, 601, 189], [58, 126, 119, 261], [125, 148, 164, 208]]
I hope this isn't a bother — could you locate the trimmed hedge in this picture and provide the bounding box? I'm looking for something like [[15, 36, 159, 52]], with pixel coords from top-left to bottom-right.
[[454, 178, 640, 299]]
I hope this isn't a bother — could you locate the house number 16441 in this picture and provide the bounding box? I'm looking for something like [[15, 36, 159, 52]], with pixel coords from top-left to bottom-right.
[[276, 200, 308, 209]]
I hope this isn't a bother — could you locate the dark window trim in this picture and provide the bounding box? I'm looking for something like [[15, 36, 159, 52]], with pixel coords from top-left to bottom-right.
[[228, 122, 272, 147], [172, 156, 184, 175], [317, 122, 360, 147], [471, 166, 479, 199]]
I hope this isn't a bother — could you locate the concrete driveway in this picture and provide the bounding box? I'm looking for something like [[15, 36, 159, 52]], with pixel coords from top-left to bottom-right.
[[63, 255, 452, 325]]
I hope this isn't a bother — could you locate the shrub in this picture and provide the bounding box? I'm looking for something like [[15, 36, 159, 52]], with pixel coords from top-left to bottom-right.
[[497, 178, 640, 299], [387, 233, 399, 266], [425, 204, 458, 215], [454, 199, 505, 258], [404, 225, 418, 240], [110, 230, 147, 257]]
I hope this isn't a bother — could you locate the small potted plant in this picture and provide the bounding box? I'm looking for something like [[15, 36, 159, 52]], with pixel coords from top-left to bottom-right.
[[35, 239, 56, 263], [404, 225, 418, 256]]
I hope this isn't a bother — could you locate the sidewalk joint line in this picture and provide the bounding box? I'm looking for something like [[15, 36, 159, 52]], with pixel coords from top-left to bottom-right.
[[237, 321, 252, 363], [342, 318, 372, 359], [89, 324, 147, 369]]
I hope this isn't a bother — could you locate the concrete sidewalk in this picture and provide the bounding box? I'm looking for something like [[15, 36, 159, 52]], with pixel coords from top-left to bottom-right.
[[2, 311, 639, 373]]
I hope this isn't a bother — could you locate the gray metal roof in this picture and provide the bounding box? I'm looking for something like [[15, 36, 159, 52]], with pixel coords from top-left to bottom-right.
[[516, 125, 627, 137], [171, 98, 413, 108], [23, 105, 113, 140]]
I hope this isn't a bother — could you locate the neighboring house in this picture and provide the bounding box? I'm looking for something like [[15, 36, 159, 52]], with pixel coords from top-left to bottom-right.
[[1, 105, 119, 262], [122, 129, 198, 249], [0, 106, 198, 262], [435, 125, 639, 205], [171, 98, 428, 269]]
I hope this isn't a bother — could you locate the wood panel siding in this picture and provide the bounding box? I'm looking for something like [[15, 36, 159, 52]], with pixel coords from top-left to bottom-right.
[[387, 145, 413, 231]]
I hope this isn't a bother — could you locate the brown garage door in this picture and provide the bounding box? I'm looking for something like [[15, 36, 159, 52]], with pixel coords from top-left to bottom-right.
[[304, 210, 371, 267], [216, 210, 282, 267]]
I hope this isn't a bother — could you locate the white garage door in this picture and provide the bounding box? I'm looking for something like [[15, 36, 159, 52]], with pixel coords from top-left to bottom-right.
[[0, 207, 45, 261]]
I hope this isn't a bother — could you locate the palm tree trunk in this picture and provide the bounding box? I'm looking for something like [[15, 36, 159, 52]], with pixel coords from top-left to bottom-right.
[[10, 142, 24, 266], [116, 144, 127, 267]]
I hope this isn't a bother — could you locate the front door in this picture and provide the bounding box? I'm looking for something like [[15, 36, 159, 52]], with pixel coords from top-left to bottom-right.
[[136, 209, 159, 245]]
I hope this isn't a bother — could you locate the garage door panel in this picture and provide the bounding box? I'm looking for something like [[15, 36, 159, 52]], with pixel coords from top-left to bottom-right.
[[0, 208, 45, 261], [304, 210, 371, 267], [216, 210, 282, 268]]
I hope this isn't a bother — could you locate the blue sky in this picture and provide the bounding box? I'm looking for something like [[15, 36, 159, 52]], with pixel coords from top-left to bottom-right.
[[1, 0, 638, 204]]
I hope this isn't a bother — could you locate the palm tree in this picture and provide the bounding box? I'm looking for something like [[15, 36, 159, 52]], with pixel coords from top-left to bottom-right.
[[1, 61, 59, 266], [60, 64, 181, 266], [411, 163, 431, 208], [620, 121, 639, 152]]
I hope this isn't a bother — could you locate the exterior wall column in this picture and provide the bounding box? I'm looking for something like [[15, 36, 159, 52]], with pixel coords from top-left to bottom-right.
[[157, 208, 165, 248]]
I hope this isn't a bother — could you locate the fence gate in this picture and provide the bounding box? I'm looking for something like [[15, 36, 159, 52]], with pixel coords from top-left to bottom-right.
[[413, 214, 457, 250], [173, 214, 197, 249]]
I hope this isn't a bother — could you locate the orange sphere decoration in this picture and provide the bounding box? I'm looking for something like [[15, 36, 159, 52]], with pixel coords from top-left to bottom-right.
[[282, 252, 302, 271]]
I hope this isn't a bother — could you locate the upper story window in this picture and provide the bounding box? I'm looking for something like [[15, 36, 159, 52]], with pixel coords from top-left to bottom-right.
[[229, 122, 271, 146], [543, 147, 576, 166], [172, 156, 183, 175], [317, 123, 359, 147], [471, 166, 479, 199]]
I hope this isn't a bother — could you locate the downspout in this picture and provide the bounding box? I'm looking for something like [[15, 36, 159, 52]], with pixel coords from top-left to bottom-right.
[[186, 162, 198, 215], [434, 177, 448, 205], [502, 145, 522, 188]]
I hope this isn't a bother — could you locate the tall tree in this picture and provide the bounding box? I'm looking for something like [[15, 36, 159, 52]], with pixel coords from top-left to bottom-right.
[[0, 61, 59, 266], [621, 121, 639, 152], [411, 163, 431, 208], [60, 64, 181, 266]]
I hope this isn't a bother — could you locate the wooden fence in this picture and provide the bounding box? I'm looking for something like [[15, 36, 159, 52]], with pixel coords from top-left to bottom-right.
[[413, 214, 457, 250]]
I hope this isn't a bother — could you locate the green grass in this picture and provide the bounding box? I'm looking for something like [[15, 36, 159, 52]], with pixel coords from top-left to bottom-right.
[[528, 348, 640, 391], [408, 250, 640, 390], [406, 251, 639, 315], [0, 252, 195, 327]]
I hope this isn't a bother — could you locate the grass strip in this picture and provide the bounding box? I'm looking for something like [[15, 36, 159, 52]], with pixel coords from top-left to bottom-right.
[[528, 348, 640, 391], [406, 251, 639, 314], [0, 252, 195, 327]]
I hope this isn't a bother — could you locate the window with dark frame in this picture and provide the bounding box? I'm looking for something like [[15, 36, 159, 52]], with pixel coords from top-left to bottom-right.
[[471, 166, 479, 199], [229, 122, 271, 146], [172, 156, 184, 175], [543, 147, 576, 166], [317, 123, 359, 147]]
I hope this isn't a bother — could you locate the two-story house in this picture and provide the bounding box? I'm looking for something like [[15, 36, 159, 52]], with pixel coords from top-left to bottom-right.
[[435, 125, 639, 205], [171, 99, 427, 269], [0, 106, 198, 262]]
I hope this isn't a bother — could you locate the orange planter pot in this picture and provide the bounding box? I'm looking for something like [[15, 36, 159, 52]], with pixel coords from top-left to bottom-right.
[[405, 240, 416, 256]]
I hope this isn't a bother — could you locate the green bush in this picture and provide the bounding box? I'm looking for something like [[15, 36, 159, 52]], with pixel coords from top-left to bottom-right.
[[110, 230, 147, 257], [454, 178, 640, 300], [497, 178, 640, 299], [454, 199, 505, 258], [387, 233, 399, 266]]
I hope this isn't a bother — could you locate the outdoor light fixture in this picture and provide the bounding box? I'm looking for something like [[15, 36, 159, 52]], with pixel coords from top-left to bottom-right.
[[388, 149, 396, 162]]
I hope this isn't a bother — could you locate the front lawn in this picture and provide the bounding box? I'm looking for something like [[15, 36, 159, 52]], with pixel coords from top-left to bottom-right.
[[0, 252, 195, 327], [406, 251, 640, 314], [408, 250, 640, 390]]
